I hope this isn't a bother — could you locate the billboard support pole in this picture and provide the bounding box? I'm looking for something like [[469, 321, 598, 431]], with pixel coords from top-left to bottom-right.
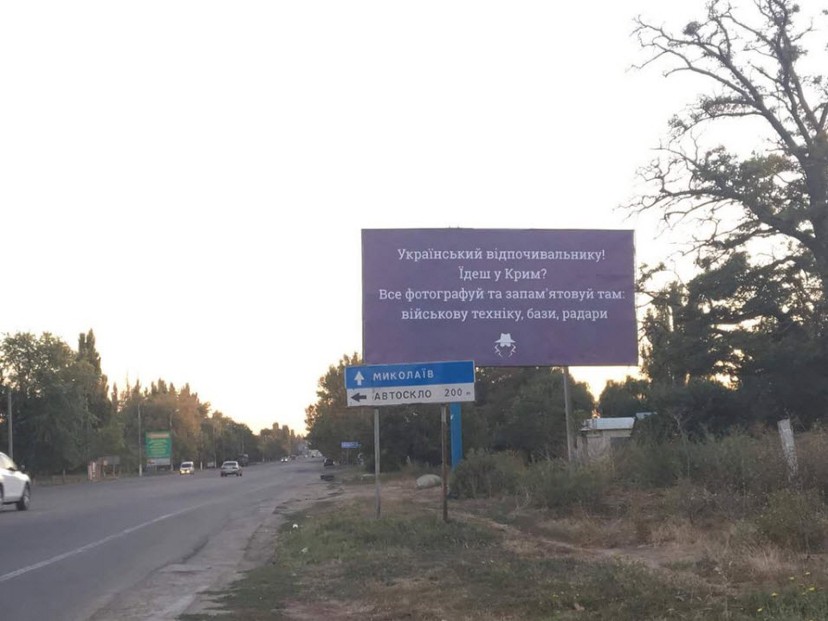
[[441, 405, 449, 523], [374, 408, 381, 519], [563, 367, 574, 464]]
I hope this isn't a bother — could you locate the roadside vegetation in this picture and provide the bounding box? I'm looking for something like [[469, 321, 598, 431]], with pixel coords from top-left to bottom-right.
[[189, 426, 828, 620], [0, 330, 301, 477]]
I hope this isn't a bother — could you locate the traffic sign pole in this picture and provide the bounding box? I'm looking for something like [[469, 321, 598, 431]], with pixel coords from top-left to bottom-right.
[[374, 408, 381, 519], [450, 403, 462, 470]]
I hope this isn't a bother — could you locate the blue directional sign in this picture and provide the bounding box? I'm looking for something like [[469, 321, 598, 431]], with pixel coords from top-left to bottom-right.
[[345, 360, 475, 407]]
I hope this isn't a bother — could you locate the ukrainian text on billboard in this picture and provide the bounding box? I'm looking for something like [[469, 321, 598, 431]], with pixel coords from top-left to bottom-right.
[[362, 229, 637, 366]]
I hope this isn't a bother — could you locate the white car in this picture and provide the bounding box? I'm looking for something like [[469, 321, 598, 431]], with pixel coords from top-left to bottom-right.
[[220, 460, 242, 477], [179, 461, 195, 475], [0, 451, 31, 511]]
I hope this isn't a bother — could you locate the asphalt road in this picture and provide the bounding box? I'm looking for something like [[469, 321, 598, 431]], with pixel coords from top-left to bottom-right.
[[0, 459, 324, 621]]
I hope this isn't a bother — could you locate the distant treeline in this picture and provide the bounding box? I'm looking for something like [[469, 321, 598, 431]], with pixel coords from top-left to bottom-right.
[[0, 330, 301, 475]]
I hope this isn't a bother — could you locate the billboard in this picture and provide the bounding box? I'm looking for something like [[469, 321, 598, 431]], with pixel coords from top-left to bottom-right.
[[362, 229, 637, 366], [145, 431, 172, 467]]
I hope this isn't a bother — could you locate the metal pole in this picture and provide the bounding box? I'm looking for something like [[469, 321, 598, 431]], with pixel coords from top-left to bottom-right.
[[138, 404, 143, 477], [374, 408, 381, 519], [562, 367, 574, 464], [441, 405, 448, 523], [7, 391, 12, 461], [450, 402, 462, 470]]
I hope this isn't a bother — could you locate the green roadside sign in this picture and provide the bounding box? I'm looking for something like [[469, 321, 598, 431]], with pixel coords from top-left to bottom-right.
[[145, 431, 172, 466]]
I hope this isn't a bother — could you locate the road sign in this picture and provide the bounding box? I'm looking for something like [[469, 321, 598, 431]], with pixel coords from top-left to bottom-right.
[[341, 441, 361, 449], [345, 360, 475, 407], [145, 431, 172, 467]]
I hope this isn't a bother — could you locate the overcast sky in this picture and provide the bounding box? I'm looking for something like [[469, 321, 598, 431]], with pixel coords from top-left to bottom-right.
[[1, 1, 706, 434]]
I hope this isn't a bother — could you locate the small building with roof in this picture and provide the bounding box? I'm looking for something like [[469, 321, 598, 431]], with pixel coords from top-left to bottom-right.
[[576, 416, 636, 462]]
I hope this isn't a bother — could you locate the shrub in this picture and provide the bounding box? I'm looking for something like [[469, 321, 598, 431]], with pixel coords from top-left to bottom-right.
[[614, 439, 681, 489], [755, 488, 828, 552], [685, 432, 787, 497], [450, 450, 524, 499], [524, 460, 610, 514], [796, 429, 828, 498]]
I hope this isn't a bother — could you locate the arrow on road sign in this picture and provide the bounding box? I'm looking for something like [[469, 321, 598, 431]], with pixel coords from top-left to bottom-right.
[[355, 371, 365, 386], [350, 393, 367, 403]]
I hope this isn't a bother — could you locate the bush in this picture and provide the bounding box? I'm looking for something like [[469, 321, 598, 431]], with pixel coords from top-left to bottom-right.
[[755, 488, 828, 552], [614, 440, 681, 489], [450, 450, 524, 499], [796, 429, 828, 498], [685, 432, 787, 496], [524, 460, 610, 514]]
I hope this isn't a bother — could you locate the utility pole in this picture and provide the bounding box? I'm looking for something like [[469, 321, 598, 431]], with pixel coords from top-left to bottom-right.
[[138, 404, 143, 477], [7, 391, 12, 461], [169, 408, 174, 469]]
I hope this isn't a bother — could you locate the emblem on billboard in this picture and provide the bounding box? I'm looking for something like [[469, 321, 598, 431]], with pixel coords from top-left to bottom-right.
[[494, 333, 517, 358]]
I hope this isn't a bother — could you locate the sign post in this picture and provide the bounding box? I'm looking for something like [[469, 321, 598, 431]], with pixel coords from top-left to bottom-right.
[[346, 360, 476, 520], [374, 408, 381, 519]]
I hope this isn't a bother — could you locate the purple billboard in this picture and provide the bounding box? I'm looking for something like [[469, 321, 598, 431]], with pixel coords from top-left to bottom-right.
[[362, 229, 637, 366]]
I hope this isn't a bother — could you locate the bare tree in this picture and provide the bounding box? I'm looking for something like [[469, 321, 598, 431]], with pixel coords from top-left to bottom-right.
[[632, 0, 828, 299]]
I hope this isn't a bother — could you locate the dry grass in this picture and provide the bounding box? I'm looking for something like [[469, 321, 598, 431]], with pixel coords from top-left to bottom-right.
[[183, 473, 828, 621]]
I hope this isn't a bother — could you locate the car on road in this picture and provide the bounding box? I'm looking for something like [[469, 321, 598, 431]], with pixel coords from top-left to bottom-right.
[[179, 460, 195, 475], [280, 456, 289, 462], [220, 460, 242, 477], [0, 451, 31, 511], [323, 458, 335, 468]]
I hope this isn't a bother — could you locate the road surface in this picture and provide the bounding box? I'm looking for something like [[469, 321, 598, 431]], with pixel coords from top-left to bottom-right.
[[0, 459, 325, 621]]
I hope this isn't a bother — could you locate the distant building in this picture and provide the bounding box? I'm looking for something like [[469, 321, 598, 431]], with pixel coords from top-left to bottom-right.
[[576, 416, 636, 462]]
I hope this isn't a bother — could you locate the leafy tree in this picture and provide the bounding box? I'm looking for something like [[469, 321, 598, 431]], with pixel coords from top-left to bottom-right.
[[639, 254, 827, 428], [599, 377, 652, 418], [479, 368, 593, 462], [1, 332, 88, 473], [305, 353, 371, 461]]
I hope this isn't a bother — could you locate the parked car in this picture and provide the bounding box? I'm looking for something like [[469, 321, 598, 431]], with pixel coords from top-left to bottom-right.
[[0, 451, 31, 511], [220, 460, 242, 477], [179, 460, 195, 475]]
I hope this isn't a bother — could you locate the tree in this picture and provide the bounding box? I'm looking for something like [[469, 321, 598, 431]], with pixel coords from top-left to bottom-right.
[[1, 333, 88, 473], [75, 330, 116, 460], [633, 1, 828, 302], [599, 377, 652, 418], [638, 253, 824, 428], [472, 367, 593, 461], [305, 353, 371, 461]]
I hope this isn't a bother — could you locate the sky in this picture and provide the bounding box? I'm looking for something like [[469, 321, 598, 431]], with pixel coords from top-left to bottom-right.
[[1, 1, 708, 435]]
